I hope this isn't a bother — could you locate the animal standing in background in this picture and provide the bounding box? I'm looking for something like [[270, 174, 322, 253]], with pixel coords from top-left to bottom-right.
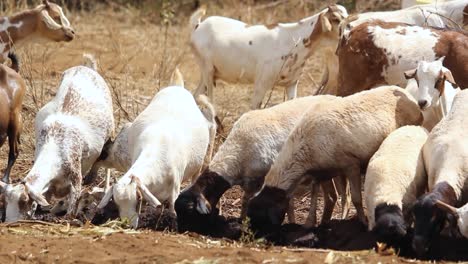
[[364, 126, 428, 244], [336, 21, 468, 97], [98, 74, 217, 228], [190, 5, 348, 109], [318, 0, 467, 95], [404, 58, 460, 130], [0, 55, 114, 222], [247, 86, 423, 233], [175, 95, 351, 234], [0, 52, 24, 184], [412, 89, 468, 256], [0, 0, 75, 62]]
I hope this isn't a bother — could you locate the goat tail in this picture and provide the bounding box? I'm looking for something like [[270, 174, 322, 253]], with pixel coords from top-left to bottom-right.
[[8, 52, 19, 73], [82, 53, 98, 71], [189, 7, 206, 31], [170, 67, 185, 87]]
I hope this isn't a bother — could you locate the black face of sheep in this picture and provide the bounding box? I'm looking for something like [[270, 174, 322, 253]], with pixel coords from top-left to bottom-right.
[[175, 189, 213, 232], [247, 186, 289, 234], [373, 204, 407, 245], [412, 195, 447, 256]]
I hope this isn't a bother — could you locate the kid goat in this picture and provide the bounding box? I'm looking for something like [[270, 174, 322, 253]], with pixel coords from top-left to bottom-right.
[[190, 5, 348, 109], [0, 0, 74, 62]]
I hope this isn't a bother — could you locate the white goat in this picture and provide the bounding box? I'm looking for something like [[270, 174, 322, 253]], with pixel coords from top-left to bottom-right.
[[0, 55, 114, 222], [98, 83, 216, 228], [404, 57, 461, 131], [190, 5, 348, 109]]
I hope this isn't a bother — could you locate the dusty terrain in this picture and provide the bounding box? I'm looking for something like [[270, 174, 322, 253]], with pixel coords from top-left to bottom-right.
[[0, 1, 466, 263]]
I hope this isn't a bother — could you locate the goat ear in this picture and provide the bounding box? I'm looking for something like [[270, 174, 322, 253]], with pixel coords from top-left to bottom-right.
[[404, 69, 417, 80], [97, 186, 114, 209], [442, 70, 458, 88], [42, 0, 50, 8], [137, 183, 161, 208], [26, 188, 49, 207], [435, 200, 459, 219], [321, 14, 333, 32], [196, 195, 211, 214]]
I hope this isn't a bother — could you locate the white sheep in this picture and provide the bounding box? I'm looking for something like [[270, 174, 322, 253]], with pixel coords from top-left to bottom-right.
[[97, 79, 216, 228], [175, 95, 351, 232], [412, 89, 468, 256], [364, 125, 428, 243], [0, 55, 114, 222], [247, 85, 423, 232], [190, 5, 348, 109]]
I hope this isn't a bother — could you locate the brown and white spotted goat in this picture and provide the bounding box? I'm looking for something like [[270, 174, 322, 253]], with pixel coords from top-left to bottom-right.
[[0, 0, 74, 62], [336, 21, 468, 97], [0, 52, 24, 184], [0, 55, 114, 222]]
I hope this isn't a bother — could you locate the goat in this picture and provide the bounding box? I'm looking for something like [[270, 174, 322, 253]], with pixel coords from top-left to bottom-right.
[[190, 5, 348, 109], [0, 52, 24, 184], [0, 55, 114, 222], [404, 58, 460, 130], [98, 79, 216, 228], [0, 0, 74, 62]]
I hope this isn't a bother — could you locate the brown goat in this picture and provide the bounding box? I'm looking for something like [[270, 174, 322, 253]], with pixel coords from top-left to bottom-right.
[[0, 0, 75, 62], [0, 52, 25, 183]]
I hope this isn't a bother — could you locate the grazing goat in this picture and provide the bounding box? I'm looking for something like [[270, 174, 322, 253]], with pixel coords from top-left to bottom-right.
[[0, 52, 24, 184], [412, 89, 468, 256], [98, 83, 216, 228], [0, 55, 114, 222], [0, 0, 74, 62], [247, 86, 423, 233], [175, 95, 351, 234], [364, 126, 428, 244], [336, 21, 468, 97], [190, 5, 348, 109], [435, 200, 468, 239], [404, 58, 460, 130], [319, 0, 467, 95]]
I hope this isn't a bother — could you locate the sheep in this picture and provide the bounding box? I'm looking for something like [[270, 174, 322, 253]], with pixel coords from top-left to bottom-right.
[[175, 95, 352, 234], [364, 125, 428, 244], [97, 77, 217, 228], [247, 85, 423, 233], [190, 5, 348, 109], [0, 0, 75, 62], [0, 52, 24, 184], [412, 89, 468, 256], [435, 200, 468, 239], [404, 58, 461, 131], [0, 55, 114, 222]]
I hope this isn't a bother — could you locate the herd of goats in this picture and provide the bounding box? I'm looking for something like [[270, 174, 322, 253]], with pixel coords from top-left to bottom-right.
[[0, 0, 467, 259]]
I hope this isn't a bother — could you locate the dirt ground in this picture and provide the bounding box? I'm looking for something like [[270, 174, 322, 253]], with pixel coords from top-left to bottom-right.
[[0, 1, 466, 263]]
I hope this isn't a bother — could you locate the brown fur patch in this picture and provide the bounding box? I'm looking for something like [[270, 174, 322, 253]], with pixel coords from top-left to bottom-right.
[[265, 22, 278, 30], [433, 31, 468, 89], [337, 21, 395, 96]]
